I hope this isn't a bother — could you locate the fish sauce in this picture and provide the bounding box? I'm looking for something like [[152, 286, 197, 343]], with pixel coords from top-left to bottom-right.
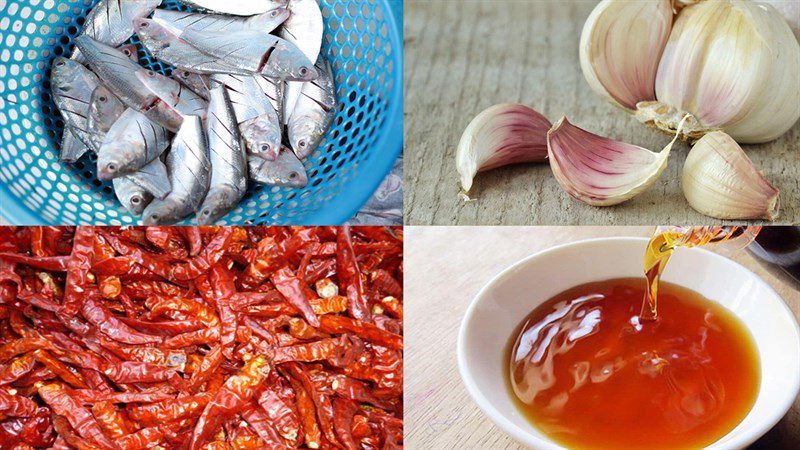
[[508, 228, 760, 449]]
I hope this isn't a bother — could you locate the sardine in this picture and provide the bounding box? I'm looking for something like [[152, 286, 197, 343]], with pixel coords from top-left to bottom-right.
[[211, 73, 281, 159], [135, 69, 208, 131], [59, 131, 90, 163], [287, 57, 336, 159], [197, 86, 247, 225], [173, 70, 211, 100], [113, 177, 153, 216], [152, 7, 289, 35], [135, 19, 254, 76], [175, 0, 288, 17], [97, 109, 169, 180], [142, 116, 211, 225], [248, 146, 308, 188], [179, 28, 318, 80], [86, 85, 126, 150], [72, 0, 160, 63], [51, 57, 101, 156], [280, 0, 324, 121]]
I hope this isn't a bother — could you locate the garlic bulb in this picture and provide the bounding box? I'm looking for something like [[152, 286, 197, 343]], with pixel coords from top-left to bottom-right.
[[579, 0, 672, 111], [580, 0, 800, 144], [547, 117, 679, 206], [456, 104, 551, 193], [682, 130, 780, 220]]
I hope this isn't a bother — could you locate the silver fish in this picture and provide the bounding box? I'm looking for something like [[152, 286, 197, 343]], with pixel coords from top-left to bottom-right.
[[74, 36, 154, 110], [143, 116, 211, 225], [135, 19, 254, 76], [124, 157, 172, 199], [152, 7, 289, 35], [113, 177, 153, 216], [97, 109, 169, 180], [179, 28, 318, 80], [248, 146, 308, 188], [197, 86, 247, 225], [173, 70, 211, 100], [288, 57, 336, 159], [211, 73, 281, 159], [71, 0, 160, 62], [135, 69, 208, 131], [59, 130, 90, 163], [86, 85, 126, 149], [280, 0, 324, 121], [175, 0, 288, 17], [76, 36, 196, 131], [51, 57, 101, 156]]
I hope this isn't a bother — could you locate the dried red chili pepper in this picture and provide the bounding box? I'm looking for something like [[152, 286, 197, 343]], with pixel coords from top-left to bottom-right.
[[38, 383, 119, 449], [0, 226, 402, 449], [0, 388, 38, 417], [60, 227, 96, 317], [189, 355, 272, 450], [336, 227, 371, 322]]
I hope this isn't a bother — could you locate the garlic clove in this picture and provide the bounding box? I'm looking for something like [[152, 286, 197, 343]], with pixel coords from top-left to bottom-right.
[[547, 117, 679, 206], [682, 130, 780, 220], [760, 0, 800, 42], [456, 103, 551, 193], [642, 0, 800, 143], [579, 0, 673, 111]]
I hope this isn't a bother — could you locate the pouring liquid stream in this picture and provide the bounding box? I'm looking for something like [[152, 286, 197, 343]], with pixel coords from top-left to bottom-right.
[[640, 226, 761, 322]]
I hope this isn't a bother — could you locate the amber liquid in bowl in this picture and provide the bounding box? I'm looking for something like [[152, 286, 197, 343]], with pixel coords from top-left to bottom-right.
[[507, 278, 760, 449]]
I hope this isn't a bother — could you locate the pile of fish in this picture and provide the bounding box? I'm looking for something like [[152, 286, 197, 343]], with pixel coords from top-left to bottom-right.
[[51, 0, 336, 225]]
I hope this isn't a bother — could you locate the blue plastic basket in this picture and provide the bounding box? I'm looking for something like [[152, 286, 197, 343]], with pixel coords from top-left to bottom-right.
[[0, 0, 402, 225]]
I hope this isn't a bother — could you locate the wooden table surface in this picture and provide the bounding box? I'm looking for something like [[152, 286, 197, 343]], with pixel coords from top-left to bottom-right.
[[403, 0, 800, 225], [405, 226, 800, 449]]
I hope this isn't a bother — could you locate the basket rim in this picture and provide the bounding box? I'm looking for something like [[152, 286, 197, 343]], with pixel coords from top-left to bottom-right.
[[0, 0, 403, 226]]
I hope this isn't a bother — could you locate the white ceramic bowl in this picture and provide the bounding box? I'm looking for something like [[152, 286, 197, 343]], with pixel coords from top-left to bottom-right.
[[457, 237, 800, 450]]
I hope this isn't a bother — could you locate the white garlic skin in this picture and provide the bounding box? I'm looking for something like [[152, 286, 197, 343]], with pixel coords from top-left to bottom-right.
[[654, 0, 800, 143], [761, 0, 800, 41], [682, 130, 780, 220], [579, 0, 673, 111]]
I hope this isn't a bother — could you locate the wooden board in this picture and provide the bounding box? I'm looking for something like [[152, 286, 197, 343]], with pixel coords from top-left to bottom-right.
[[404, 0, 800, 225], [405, 226, 800, 449]]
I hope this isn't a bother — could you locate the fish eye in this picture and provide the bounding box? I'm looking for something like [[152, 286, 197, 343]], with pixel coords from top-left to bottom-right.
[[270, 10, 278, 17], [299, 67, 308, 76], [150, 214, 159, 221], [202, 210, 210, 216], [99, 96, 107, 102], [140, 21, 149, 28], [106, 163, 117, 172], [55, 61, 64, 66], [147, 71, 156, 77], [298, 139, 307, 148], [260, 144, 270, 152], [131, 197, 141, 205], [289, 172, 298, 179]]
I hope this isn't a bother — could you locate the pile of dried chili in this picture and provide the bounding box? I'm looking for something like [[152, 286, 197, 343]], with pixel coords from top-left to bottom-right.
[[0, 226, 403, 449]]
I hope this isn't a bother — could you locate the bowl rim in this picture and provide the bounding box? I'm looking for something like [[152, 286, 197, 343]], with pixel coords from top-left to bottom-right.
[[457, 236, 800, 450]]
